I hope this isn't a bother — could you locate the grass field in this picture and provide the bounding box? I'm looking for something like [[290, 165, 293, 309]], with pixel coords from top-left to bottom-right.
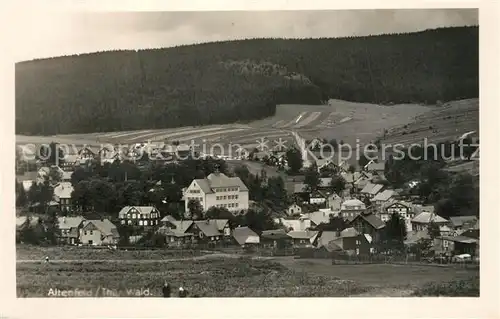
[[16, 246, 479, 297], [15, 99, 434, 155]]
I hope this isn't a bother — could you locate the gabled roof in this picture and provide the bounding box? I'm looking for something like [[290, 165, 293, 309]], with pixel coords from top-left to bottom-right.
[[233, 226, 260, 245], [449, 216, 478, 228], [315, 231, 339, 248], [16, 216, 41, 229], [373, 189, 396, 202], [293, 183, 308, 193], [360, 182, 383, 195], [214, 219, 229, 231], [340, 227, 359, 238], [160, 215, 177, 223], [83, 219, 119, 237], [170, 220, 194, 233], [57, 216, 85, 229], [439, 235, 478, 244], [350, 214, 385, 230], [404, 230, 430, 245], [287, 230, 318, 239], [412, 212, 447, 224], [310, 190, 329, 199], [206, 172, 248, 191], [307, 211, 332, 226], [193, 220, 222, 237], [261, 229, 289, 240], [118, 206, 157, 218], [341, 199, 365, 208], [53, 182, 74, 199], [365, 161, 385, 172], [413, 205, 435, 215]]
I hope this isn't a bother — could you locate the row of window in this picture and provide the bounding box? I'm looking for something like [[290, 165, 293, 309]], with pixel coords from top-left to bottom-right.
[[190, 189, 201, 194], [215, 187, 239, 192], [83, 230, 94, 235], [216, 203, 239, 209], [187, 197, 203, 202], [169, 235, 221, 242], [216, 195, 239, 200], [121, 220, 159, 226], [124, 213, 160, 219]]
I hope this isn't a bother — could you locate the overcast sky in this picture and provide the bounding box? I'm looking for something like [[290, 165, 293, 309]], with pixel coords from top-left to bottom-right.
[[14, 9, 478, 62]]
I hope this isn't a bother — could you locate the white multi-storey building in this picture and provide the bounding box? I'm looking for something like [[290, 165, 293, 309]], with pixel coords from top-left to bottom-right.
[[183, 172, 249, 215]]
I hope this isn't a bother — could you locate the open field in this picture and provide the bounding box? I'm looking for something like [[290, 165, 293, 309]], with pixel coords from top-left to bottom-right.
[[382, 98, 479, 146], [16, 99, 433, 154], [16, 246, 479, 297]]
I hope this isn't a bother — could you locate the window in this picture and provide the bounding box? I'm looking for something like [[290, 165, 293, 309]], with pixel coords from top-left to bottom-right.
[[121, 220, 125, 225], [84, 231, 87, 235], [139, 220, 143, 226], [235, 203, 239, 208], [90, 230, 93, 235], [127, 220, 132, 225], [144, 220, 148, 226], [132, 213, 136, 219], [223, 196, 227, 200], [235, 195, 239, 199], [199, 197, 203, 202], [156, 220, 158, 225]]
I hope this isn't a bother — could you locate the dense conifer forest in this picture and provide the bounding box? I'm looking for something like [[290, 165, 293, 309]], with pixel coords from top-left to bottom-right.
[[15, 26, 478, 135]]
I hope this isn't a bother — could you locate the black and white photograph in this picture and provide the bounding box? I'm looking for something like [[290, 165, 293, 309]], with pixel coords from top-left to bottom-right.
[[7, 4, 492, 305]]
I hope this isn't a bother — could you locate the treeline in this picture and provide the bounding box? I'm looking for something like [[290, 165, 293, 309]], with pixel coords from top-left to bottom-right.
[[16, 27, 478, 135]]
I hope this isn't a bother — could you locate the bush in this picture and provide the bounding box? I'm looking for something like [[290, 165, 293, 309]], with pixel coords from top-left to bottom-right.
[[412, 276, 479, 296]]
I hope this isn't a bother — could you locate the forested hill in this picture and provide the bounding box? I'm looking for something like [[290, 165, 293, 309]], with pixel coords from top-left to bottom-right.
[[15, 26, 478, 135]]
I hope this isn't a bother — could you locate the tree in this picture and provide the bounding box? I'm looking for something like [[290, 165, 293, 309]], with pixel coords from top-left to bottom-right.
[[117, 180, 146, 206], [44, 211, 60, 245], [285, 147, 303, 173], [17, 216, 42, 244], [71, 167, 91, 186], [358, 153, 370, 168], [263, 176, 288, 211], [205, 206, 234, 224], [16, 183, 28, 207], [241, 208, 277, 233], [329, 139, 338, 151], [304, 165, 320, 191], [316, 215, 347, 232], [329, 175, 346, 194], [383, 213, 407, 251], [427, 222, 441, 239], [48, 167, 63, 184], [187, 199, 203, 220], [38, 142, 65, 166]]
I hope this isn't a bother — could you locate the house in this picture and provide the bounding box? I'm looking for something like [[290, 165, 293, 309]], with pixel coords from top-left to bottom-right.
[[312, 230, 339, 248], [16, 216, 45, 239], [318, 177, 332, 190], [433, 235, 479, 257], [159, 215, 177, 226], [339, 199, 367, 220], [183, 171, 249, 216], [78, 146, 96, 161], [53, 182, 74, 213], [309, 190, 329, 206], [380, 201, 415, 222], [61, 171, 73, 182], [307, 210, 335, 228], [274, 217, 311, 231], [364, 160, 385, 174], [118, 206, 161, 227], [189, 220, 228, 244], [360, 182, 384, 199], [158, 220, 195, 246], [347, 213, 385, 243], [287, 230, 318, 248], [353, 172, 374, 191], [293, 183, 310, 203], [57, 216, 86, 245], [449, 216, 478, 231], [404, 230, 431, 247], [327, 193, 342, 211], [372, 189, 397, 207], [261, 229, 292, 249], [286, 203, 302, 216], [22, 180, 34, 192], [411, 212, 448, 232], [80, 219, 119, 246], [329, 228, 373, 255], [232, 226, 260, 247]]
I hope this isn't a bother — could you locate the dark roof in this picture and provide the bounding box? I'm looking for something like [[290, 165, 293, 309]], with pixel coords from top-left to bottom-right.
[[261, 229, 289, 240], [439, 235, 478, 244], [449, 216, 478, 227], [233, 226, 260, 245], [351, 214, 385, 230], [194, 220, 222, 237]]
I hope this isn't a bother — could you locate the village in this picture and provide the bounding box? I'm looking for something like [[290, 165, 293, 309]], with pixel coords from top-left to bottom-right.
[[15, 136, 480, 265]]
